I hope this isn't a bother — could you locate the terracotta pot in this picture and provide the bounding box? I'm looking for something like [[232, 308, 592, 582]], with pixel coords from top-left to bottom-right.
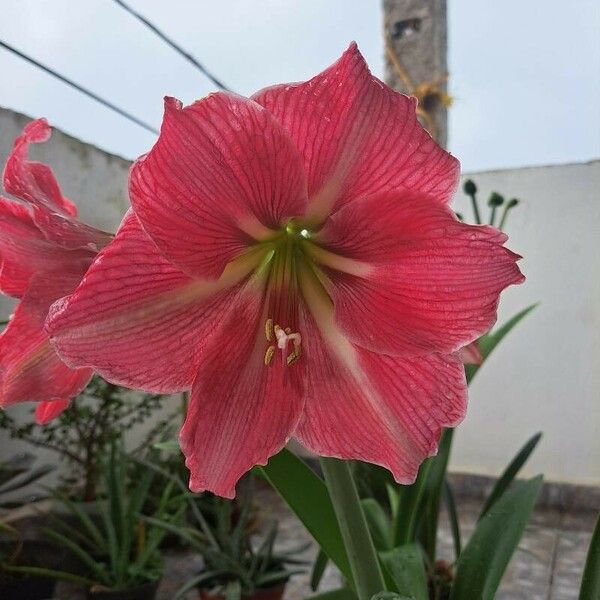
[[86, 578, 160, 600], [199, 583, 286, 600]]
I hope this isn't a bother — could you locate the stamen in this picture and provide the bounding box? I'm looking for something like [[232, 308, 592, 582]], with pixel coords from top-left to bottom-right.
[[264, 345, 275, 366], [265, 318, 274, 342], [264, 321, 303, 367]]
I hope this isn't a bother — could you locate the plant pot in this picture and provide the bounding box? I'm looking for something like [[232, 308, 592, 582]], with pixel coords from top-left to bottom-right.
[[198, 583, 286, 600], [86, 578, 161, 600], [0, 574, 56, 600]]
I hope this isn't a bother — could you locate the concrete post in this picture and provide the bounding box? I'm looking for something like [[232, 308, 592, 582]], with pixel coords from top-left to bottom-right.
[[383, 0, 448, 147]]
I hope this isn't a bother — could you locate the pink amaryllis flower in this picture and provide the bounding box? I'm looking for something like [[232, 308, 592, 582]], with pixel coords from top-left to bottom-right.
[[0, 119, 111, 422], [47, 44, 523, 497]]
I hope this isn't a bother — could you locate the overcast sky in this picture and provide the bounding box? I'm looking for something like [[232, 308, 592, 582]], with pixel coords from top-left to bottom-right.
[[0, 0, 598, 172]]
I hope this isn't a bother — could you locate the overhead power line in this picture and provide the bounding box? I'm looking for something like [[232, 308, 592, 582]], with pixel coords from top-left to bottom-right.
[[111, 0, 231, 92], [0, 39, 159, 135]]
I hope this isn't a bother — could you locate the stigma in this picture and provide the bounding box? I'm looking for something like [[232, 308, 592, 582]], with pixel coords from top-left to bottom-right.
[[264, 318, 302, 366]]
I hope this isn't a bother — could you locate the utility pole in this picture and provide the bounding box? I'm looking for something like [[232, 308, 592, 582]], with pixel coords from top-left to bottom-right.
[[383, 0, 449, 147]]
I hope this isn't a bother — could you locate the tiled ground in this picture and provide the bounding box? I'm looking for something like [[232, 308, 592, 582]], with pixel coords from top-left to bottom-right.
[[53, 487, 596, 600]]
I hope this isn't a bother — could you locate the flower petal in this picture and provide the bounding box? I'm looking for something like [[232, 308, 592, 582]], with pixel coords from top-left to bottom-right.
[[47, 211, 261, 393], [3, 118, 77, 217], [0, 272, 92, 407], [295, 300, 466, 484], [181, 285, 304, 498], [35, 399, 70, 424], [458, 341, 483, 365], [315, 193, 524, 356], [0, 197, 95, 298], [130, 94, 308, 280], [252, 43, 459, 222]]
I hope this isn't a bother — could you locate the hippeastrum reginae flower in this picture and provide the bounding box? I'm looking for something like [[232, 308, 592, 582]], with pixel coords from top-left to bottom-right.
[[47, 44, 523, 497], [0, 119, 111, 423]]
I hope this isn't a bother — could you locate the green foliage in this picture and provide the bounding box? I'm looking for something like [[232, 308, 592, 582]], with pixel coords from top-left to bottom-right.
[[450, 476, 543, 600], [260, 449, 353, 584], [0, 376, 177, 500], [37, 443, 185, 591], [147, 475, 307, 600], [380, 545, 428, 600], [579, 510, 600, 600], [0, 453, 53, 508], [464, 304, 539, 384], [479, 432, 542, 519], [0, 453, 54, 572]]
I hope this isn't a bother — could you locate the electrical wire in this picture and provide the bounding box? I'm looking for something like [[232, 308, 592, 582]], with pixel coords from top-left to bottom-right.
[[0, 39, 159, 135], [110, 0, 231, 92]]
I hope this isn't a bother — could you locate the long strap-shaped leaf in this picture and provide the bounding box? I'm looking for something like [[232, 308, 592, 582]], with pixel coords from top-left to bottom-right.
[[465, 303, 538, 384], [579, 510, 600, 600], [479, 432, 542, 519], [259, 449, 353, 585], [421, 303, 539, 561], [450, 475, 543, 600]]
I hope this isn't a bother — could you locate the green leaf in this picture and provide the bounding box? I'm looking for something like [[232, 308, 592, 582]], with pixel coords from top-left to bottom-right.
[[44, 528, 106, 581], [579, 510, 600, 600], [479, 432, 542, 519], [465, 304, 538, 384], [259, 450, 352, 584], [310, 549, 329, 591], [393, 459, 431, 546], [1, 565, 94, 586], [380, 545, 428, 600], [442, 479, 461, 560], [307, 589, 358, 600], [419, 428, 454, 562], [450, 475, 543, 600], [0, 464, 53, 494], [370, 593, 414, 600], [152, 440, 181, 452], [362, 498, 393, 551]]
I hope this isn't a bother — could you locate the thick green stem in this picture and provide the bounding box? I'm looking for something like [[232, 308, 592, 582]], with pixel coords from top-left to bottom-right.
[[320, 457, 386, 599]]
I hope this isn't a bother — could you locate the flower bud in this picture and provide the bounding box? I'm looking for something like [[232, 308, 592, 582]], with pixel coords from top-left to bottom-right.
[[488, 192, 505, 207], [463, 179, 477, 196]]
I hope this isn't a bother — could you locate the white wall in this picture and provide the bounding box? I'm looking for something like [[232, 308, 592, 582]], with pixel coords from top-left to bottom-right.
[[1, 107, 598, 486], [450, 161, 600, 486]]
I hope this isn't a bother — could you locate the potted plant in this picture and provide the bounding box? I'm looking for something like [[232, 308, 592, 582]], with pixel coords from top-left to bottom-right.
[[0, 377, 179, 501], [0, 453, 56, 600], [35, 442, 186, 600], [148, 476, 307, 600]]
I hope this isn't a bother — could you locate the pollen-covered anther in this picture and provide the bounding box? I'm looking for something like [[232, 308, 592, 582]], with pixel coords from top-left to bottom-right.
[[265, 318, 274, 342], [263, 322, 302, 367], [264, 345, 275, 366]]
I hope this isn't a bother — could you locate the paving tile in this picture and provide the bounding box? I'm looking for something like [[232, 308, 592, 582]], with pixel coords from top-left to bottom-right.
[[549, 531, 592, 600]]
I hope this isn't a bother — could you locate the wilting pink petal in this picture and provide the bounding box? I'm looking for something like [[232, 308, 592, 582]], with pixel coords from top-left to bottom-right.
[[0, 118, 111, 411], [0, 197, 96, 298], [295, 304, 466, 483], [315, 193, 523, 356], [181, 287, 304, 498], [47, 212, 258, 393], [459, 341, 483, 365], [35, 398, 70, 424], [3, 119, 77, 217], [0, 272, 92, 407], [253, 43, 459, 223], [130, 95, 308, 280]]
